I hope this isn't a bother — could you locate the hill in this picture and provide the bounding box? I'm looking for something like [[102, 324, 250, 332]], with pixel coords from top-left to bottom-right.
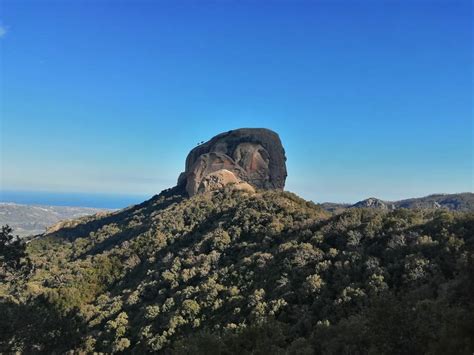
[[394, 193, 474, 211], [320, 193, 474, 213], [0, 203, 108, 237], [1, 186, 473, 353]]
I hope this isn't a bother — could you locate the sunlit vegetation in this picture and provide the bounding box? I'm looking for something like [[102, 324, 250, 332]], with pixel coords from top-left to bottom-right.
[[1, 187, 473, 353]]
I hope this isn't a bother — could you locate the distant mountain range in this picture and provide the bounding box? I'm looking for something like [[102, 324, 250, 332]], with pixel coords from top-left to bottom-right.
[[320, 193, 474, 213], [0, 203, 109, 237]]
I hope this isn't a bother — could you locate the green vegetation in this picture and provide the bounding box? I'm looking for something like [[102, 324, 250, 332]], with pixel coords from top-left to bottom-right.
[[1, 187, 473, 353], [0, 225, 32, 288]]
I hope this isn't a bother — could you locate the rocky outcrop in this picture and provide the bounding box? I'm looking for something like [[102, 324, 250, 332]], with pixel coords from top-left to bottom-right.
[[352, 198, 396, 210], [178, 128, 287, 196], [197, 169, 255, 195]]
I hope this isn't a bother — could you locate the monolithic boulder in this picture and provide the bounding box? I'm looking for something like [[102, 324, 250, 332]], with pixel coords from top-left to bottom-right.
[[178, 128, 287, 196]]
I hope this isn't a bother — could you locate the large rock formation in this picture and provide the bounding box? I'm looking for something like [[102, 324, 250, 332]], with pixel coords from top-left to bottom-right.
[[178, 128, 287, 196]]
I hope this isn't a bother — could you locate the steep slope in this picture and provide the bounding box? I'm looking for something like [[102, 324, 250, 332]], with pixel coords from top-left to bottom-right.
[[1, 187, 473, 353]]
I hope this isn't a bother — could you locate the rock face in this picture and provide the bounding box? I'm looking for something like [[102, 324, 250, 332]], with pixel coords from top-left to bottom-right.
[[351, 198, 396, 210], [178, 128, 287, 196]]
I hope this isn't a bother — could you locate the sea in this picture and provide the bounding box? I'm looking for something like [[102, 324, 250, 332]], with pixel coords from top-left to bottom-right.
[[0, 190, 151, 209]]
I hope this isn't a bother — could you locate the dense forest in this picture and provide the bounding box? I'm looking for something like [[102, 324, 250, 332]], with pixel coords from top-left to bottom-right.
[[1, 186, 473, 354]]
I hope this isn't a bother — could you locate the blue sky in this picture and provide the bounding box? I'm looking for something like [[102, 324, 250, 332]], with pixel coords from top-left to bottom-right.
[[0, 0, 472, 205]]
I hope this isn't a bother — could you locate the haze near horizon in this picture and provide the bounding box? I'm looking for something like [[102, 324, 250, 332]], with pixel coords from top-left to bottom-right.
[[1, 0, 472, 205]]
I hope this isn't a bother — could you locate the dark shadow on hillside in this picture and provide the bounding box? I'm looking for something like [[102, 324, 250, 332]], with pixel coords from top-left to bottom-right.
[[0, 295, 87, 353], [99, 206, 239, 299], [71, 186, 187, 258], [46, 186, 186, 242]]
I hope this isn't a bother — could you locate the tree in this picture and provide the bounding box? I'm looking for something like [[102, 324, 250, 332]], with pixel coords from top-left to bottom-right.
[[0, 225, 33, 284]]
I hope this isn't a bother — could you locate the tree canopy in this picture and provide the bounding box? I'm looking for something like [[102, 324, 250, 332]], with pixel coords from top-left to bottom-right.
[[1, 188, 473, 353]]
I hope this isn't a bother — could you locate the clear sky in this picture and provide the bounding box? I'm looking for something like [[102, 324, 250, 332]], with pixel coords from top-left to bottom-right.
[[0, 0, 472, 205]]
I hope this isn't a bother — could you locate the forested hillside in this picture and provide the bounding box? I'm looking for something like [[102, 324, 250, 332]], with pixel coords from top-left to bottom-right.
[[1, 187, 473, 353]]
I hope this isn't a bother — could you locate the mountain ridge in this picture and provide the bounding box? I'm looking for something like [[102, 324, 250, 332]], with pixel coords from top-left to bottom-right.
[[2, 192, 472, 238], [320, 192, 474, 213]]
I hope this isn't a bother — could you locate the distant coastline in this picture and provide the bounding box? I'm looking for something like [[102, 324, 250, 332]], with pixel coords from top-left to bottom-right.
[[0, 190, 150, 209]]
